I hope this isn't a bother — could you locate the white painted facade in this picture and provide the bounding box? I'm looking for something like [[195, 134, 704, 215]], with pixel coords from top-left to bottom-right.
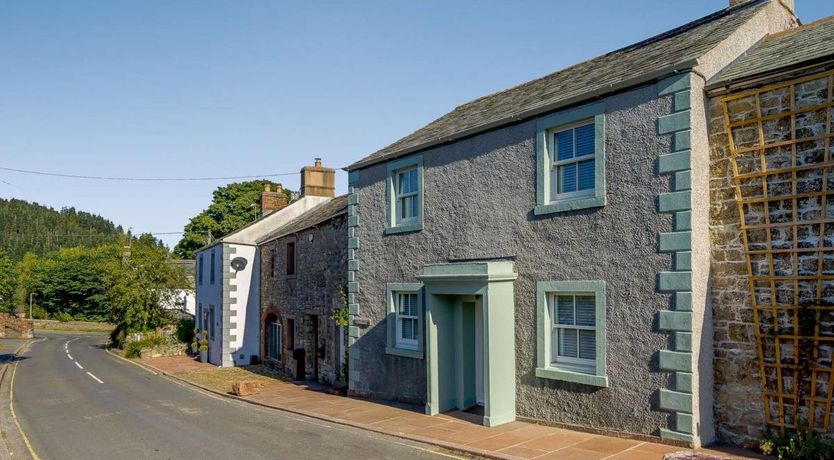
[[194, 195, 330, 367]]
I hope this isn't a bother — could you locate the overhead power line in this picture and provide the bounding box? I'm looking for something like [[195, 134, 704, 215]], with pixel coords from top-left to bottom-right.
[[0, 166, 297, 182]]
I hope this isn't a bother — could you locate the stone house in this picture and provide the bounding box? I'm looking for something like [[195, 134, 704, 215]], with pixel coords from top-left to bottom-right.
[[257, 195, 348, 384], [343, 0, 798, 448], [705, 17, 834, 446], [194, 160, 335, 367]]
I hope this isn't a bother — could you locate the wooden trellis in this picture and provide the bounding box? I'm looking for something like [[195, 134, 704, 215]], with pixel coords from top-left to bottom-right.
[[722, 68, 834, 433]]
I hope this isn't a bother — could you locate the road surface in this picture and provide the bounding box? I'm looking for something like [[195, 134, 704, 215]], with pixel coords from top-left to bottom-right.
[[7, 332, 458, 460]]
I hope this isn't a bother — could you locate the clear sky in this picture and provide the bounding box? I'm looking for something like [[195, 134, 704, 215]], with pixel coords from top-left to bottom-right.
[[1, 1, 830, 249]]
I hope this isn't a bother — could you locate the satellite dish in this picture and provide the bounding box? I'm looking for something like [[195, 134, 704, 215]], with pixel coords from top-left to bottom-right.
[[231, 257, 247, 271]]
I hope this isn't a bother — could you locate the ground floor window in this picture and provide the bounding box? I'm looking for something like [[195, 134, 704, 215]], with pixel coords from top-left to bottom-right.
[[536, 281, 608, 387], [385, 282, 424, 359], [267, 321, 281, 360]]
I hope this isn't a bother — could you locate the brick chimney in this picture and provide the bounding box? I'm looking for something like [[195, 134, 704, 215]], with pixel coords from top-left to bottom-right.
[[261, 183, 289, 215], [300, 158, 335, 198]]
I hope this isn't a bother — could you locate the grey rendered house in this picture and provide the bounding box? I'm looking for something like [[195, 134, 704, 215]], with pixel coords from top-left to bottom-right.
[[258, 195, 348, 385], [344, 0, 797, 447]]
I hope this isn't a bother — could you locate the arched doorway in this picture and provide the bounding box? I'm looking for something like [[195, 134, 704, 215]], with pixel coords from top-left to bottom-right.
[[261, 307, 281, 365]]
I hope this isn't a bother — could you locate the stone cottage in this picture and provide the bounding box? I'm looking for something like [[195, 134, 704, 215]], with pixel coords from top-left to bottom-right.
[[194, 160, 335, 367], [343, 0, 798, 448], [258, 194, 348, 384], [705, 17, 834, 446]]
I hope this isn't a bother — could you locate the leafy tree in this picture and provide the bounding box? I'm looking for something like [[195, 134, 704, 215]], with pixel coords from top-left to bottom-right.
[[13, 252, 38, 314], [29, 246, 116, 321], [105, 235, 189, 334], [0, 249, 15, 313], [173, 180, 294, 259]]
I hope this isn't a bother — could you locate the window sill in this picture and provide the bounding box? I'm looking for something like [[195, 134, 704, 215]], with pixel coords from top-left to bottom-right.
[[384, 222, 423, 235], [535, 195, 605, 215], [535, 367, 608, 387], [385, 346, 423, 359]]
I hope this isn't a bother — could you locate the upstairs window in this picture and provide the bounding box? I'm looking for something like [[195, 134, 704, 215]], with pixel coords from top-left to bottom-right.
[[198, 255, 204, 285], [270, 250, 276, 278], [553, 122, 596, 198], [395, 168, 419, 225], [210, 251, 215, 285], [385, 155, 423, 235], [286, 242, 296, 276], [535, 102, 606, 215]]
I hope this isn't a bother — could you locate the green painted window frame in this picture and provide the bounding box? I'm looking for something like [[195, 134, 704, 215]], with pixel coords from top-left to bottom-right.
[[535, 102, 606, 215], [385, 282, 424, 359], [536, 280, 608, 387], [384, 155, 424, 235]]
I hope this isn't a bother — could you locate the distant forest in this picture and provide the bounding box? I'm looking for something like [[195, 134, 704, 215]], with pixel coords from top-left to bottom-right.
[[0, 198, 125, 261]]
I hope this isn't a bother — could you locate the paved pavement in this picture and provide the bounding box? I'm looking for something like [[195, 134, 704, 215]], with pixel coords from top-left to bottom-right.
[[8, 332, 458, 460], [141, 355, 761, 460]]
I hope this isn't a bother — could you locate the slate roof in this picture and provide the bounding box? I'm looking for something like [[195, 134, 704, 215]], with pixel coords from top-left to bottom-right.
[[348, 0, 771, 171], [710, 15, 834, 86], [257, 195, 348, 244]]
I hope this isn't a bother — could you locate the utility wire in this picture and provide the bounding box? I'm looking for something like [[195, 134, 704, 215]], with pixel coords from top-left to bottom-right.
[[0, 166, 297, 182]]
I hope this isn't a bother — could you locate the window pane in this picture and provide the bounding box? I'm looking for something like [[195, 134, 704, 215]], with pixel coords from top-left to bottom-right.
[[409, 169, 418, 193], [411, 194, 419, 218], [579, 330, 596, 360], [575, 123, 595, 157], [575, 296, 596, 327], [578, 160, 595, 191], [401, 318, 414, 340], [556, 296, 574, 325], [558, 164, 577, 194], [556, 130, 574, 161], [400, 196, 414, 220], [558, 329, 578, 358]]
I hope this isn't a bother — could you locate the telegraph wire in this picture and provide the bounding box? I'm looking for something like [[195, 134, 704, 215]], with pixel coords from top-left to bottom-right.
[[0, 166, 297, 182]]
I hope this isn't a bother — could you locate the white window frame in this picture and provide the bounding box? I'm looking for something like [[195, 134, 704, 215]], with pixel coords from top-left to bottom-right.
[[385, 155, 424, 235], [549, 120, 597, 202], [550, 293, 596, 374], [395, 292, 419, 350], [267, 321, 282, 361]]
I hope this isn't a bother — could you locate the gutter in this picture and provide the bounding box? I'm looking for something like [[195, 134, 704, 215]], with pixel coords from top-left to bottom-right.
[[345, 57, 700, 172]]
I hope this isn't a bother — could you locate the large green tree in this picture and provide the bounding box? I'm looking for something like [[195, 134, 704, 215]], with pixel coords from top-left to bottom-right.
[[13, 252, 38, 314], [173, 180, 293, 259], [29, 246, 117, 321], [105, 235, 189, 334], [0, 249, 15, 313]]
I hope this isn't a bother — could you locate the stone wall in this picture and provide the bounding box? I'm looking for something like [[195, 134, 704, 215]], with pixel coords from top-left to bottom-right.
[[709, 67, 834, 447], [260, 212, 348, 385], [0, 313, 34, 339]]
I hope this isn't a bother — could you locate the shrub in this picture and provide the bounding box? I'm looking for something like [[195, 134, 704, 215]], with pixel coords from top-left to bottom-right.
[[123, 333, 168, 358], [760, 429, 834, 459], [199, 337, 208, 352], [176, 318, 195, 343], [54, 311, 74, 322], [30, 305, 49, 319]]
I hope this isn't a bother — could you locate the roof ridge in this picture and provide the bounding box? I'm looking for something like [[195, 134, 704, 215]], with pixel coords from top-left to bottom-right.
[[449, 1, 765, 113], [767, 13, 834, 39]]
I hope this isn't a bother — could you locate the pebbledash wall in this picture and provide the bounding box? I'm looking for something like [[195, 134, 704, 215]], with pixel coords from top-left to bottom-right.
[[708, 66, 834, 447], [348, 80, 706, 441], [260, 212, 348, 384]]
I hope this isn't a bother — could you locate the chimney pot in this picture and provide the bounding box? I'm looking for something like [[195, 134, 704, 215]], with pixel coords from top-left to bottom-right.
[[314, 158, 322, 167]]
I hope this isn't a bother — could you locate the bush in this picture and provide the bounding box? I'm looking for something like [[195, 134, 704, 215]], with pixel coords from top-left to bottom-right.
[[54, 311, 74, 322], [176, 318, 195, 344], [760, 429, 834, 459], [123, 333, 167, 358], [30, 305, 49, 319]]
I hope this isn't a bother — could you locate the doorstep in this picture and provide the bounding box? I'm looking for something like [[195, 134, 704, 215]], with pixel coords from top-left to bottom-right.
[[133, 355, 759, 460]]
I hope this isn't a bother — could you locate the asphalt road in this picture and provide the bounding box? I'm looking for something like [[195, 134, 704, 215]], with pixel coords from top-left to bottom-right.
[[9, 332, 458, 460]]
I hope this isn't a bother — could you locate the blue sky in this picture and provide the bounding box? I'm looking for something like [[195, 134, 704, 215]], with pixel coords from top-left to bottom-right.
[[1, 1, 830, 248]]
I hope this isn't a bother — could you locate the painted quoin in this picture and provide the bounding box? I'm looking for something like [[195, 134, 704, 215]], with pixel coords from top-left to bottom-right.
[[343, 0, 798, 447]]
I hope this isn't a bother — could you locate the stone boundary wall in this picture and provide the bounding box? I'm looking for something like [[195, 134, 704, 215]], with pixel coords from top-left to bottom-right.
[[0, 313, 33, 338]]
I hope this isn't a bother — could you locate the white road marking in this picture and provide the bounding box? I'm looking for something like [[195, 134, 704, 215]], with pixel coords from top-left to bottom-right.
[[67, 354, 73, 360], [75, 361, 83, 369], [86, 372, 103, 384]]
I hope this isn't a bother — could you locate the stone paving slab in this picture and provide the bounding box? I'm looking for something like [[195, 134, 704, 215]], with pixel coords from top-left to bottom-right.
[[138, 355, 761, 460]]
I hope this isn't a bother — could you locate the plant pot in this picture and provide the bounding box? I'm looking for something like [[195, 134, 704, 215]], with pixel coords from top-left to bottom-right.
[[199, 350, 208, 363]]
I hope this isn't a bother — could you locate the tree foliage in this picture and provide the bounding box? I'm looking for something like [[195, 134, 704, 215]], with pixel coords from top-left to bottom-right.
[[104, 236, 189, 333], [0, 198, 124, 261], [173, 180, 294, 259], [0, 249, 15, 313]]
